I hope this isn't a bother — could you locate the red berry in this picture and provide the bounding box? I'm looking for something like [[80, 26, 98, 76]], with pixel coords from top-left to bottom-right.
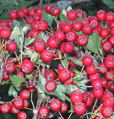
[[21, 7, 28, 15], [26, 16, 34, 25], [45, 4, 53, 14], [100, 28, 109, 38], [75, 9, 84, 18], [67, 10, 77, 20], [17, 10, 26, 19], [9, 10, 18, 19], [92, 87, 103, 98], [102, 40, 112, 51], [105, 11, 114, 22], [20, 89, 30, 100], [63, 42, 74, 53], [44, 70, 56, 80], [82, 55, 93, 66], [5, 62, 15, 73], [72, 20, 82, 31], [58, 68, 70, 81], [38, 106, 49, 119], [96, 10, 106, 21], [34, 38, 46, 52], [60, 102, 68, 113], [89, 73, 100, 82], [21, 60, 34, 73], [17, 111, 27, 119], [40, 50, 53, 62], [82, 24, 93, 35], [13, 97, 24, 110], [1, 104, 10, 114], [6, 40, 17, 52], [54, 30, 65, 42], [86, 64, 97, 75], [0, 27, 11, 39], [45, 80, 56, 92], [98, 63, 108, 74], [66, 30, 77, 42], [70, 90, 83, 104], [73, 102, 86, 115], [47, 36, 59, 49], [50, 6, 60, 16], [101, 105, 113, 118], [92, 79, 102, 88], [76, 34, 88, 46], [28, 9, 35, 16], [35, 8, 43, 16], [10, 105, 19, 114], [109, 36, 114, 45], [50, 99, 61, 111], [23, 100, 29, 109]]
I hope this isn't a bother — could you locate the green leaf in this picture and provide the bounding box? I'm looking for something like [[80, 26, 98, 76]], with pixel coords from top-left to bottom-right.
[[61, 57, 68, 68], [13, 20, 20, 26], [44, 0, 51, 3], [86, 32, 99, 54], [10, 74, 25, 91], [67, 54, 83, 67], [0, 4, 4, 14], [54, 85, 67, 101], [59, 13, 68, 21], [74, 70, 82, 81], [25, 37, 35, 46], [42, 10, 53, 27], [8, 85, 18, 97], [102, 0, 114, 9], [64, 85, 78, 95], [38, 32, 45, 38], [57, 1, 73, 10]]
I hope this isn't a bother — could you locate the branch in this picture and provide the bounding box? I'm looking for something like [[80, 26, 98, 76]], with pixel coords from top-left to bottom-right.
[[28, 0, 91, 10]]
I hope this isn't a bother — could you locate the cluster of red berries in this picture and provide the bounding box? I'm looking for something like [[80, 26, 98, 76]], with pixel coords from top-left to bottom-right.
[[0, 2, 114, 119]]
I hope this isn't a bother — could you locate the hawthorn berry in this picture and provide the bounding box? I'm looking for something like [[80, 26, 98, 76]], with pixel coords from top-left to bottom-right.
[[20, 89, 30, 100], [17, 111, 27, 119]]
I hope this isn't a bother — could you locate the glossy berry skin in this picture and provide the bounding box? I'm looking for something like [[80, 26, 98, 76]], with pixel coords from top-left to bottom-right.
[[96, 10, 106, 21], [61, 20, 72, 33], [104, 54, 114, 69], [92, 79, 102, 88], [100, 77, 108, 88], [17, 111, 27, 119], [50, 99, 61, 111], [26, 16, 34, 25], [102, 96, 114, 107], [101, 91, 113, 101], [45, 80, 56, 92], [44, 70, 57, 80], [40, 50, 53, 62], [70, 90, 83, 104], [17, 10, 25, 19], [60, 102, 68, 113], [76, 34, 88, 46], [38, 106, 49, 119], [0, 28, 11, 39], [66, 31, 77, 42], [1, 104, 10, 114], [50, 6, 60, 16], [73, 102, 86, 115], [3, 72, 10, 80], [75, 9, 84, 18], [102, 41, 112, 51], [109, 36, 114, 45], [82, 55, 93, 66], [72, 20, 82, 31], [21, 60, 34, 73], [45, 4, 53, 14], [34, 38, 46, 52], [28, 9, 35, 16], [35, 8, 43, 16], [33, 13, 41, 21], [101, 106, 113, 118], [20, 89, 30, 100], [82, 24, 93, 35], [86, 64, 97, 75], [54, 30, 65, 42], [13, 97, 24, 110], [9, 10, 18, 19], [58, 68, 70, 81], [6, 40, 17, 52], [100, 28, 109, 38], [5, 62, 15, 73], [105, 11, 114, 22], [39, 20, 48, 31], [17, 71, 24, 78], [63, 42, 74, 53], [67, 10, 77, 20], [21, 7, 28, 15], [10, 105, 19, 114], [89, 73, 100, 82], [47, 36, 59, 49], [23, 100, 29, 109], [92, 87, 103, 98], [98, 63, 108, 74]]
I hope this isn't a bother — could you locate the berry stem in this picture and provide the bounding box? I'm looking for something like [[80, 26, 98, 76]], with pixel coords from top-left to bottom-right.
[[92, 98, 98, 112], [31, 92, 35, 109]]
